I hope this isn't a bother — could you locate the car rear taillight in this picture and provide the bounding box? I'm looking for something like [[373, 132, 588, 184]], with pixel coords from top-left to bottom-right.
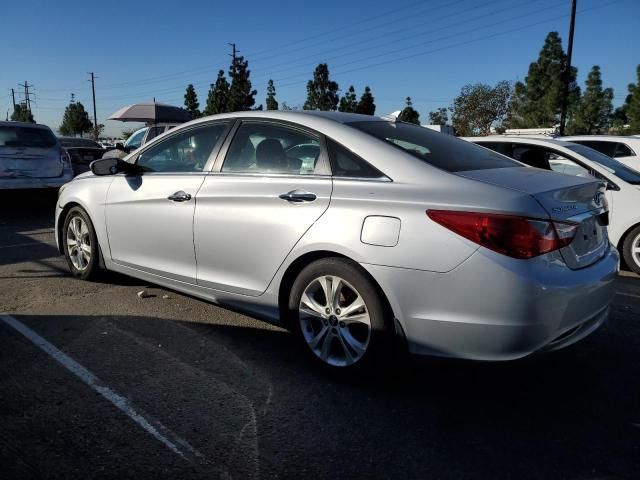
[[60, 148, 71, 166], [427, 210, 578, 259]]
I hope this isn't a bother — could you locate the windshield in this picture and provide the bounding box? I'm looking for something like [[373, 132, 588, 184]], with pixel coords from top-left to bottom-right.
[[566, 144, 640, 185], [0, 125, 57, 148], [348, 121, 520, 172]]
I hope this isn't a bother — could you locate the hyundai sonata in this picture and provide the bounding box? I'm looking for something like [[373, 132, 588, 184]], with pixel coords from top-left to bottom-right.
[[55, 111, 618, 373]]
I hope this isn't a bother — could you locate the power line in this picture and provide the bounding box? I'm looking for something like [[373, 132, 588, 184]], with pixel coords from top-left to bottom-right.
[[94, 0, 563, 103]]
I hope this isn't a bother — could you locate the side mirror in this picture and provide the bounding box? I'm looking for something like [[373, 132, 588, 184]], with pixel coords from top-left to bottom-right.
[[115, 142, 125, 150], [90, 158, 142, 176]]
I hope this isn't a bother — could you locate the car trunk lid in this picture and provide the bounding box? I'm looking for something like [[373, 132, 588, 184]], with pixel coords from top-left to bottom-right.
[[0, 146, 63, 179], [458, 167, 609, 269]]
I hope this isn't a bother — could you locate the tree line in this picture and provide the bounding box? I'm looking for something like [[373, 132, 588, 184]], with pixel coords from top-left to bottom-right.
[[440, 32, 640, 136], [183, 61, 377, 118], [13, 31, 639, 139]]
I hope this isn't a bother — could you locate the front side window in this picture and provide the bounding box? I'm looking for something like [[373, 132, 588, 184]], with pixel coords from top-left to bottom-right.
[[222, 122, 321, 175], [125, 128, 147, 150], [566, 144, 640, 185], [349, 121, 519, 172], [136, 123, 228, 173], [145, 126, 165, 143], [614, 142, 634, 157]]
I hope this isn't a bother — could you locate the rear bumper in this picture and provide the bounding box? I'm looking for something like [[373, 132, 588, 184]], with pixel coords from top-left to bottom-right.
[[362, 246, 619, 361]]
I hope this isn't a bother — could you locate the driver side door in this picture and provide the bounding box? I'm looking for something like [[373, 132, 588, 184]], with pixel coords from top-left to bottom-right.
[[105, 121, 231, 283]]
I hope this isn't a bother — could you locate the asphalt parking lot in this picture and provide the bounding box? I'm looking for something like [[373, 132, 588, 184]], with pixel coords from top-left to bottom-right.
[[1, 191, 639, 479]]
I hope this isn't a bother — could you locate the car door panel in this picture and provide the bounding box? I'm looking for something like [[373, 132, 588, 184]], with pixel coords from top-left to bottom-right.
[[194, 174, 332, 295], [104, 122, 231, 283], [106, 174, 206, 282]]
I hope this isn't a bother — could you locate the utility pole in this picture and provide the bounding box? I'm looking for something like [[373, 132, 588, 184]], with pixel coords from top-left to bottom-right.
[[559, 0, 577, 136], [22, 81, 33, 112], [228, 42, 239, 77], [89, 72, 98, 139], [11, 88, 16, 109]]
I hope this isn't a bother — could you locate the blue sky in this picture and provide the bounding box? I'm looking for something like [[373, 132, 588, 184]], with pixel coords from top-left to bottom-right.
[[1, 0, 638, 136]]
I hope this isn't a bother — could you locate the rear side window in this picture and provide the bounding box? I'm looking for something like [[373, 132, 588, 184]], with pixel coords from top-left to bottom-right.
[[574, 140, 615, 157], [349, 121, 520, 172], [145, 126, 165, 142], [0, 125, 56, 148], [326, 139, 387, 179]]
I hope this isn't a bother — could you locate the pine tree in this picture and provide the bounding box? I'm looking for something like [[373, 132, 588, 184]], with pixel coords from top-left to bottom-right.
[[567, 66, 613, 134], [183, 84, 200, 118], [398, 97, 421, 124], [627, 64, 640, 133], [428, 107, 448, 125], [59, 97, 93, 136], [506, 32, 579, 128], [227, 56, 257, 112], [266, 79, 278, 110], [338, 85, 358, 112], [203, 71, 230, 116], [356, 86, 375, 115], [10, 103, 34, 123], [303, 63, 339, 111]]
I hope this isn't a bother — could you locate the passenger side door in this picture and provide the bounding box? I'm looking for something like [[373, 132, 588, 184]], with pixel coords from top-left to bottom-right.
[[194, 120, 332, 296], [105, 121, 231, 283]]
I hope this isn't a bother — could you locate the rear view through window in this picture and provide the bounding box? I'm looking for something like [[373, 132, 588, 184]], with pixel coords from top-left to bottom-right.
[[349, 121, 520, 172], [0, 125, 57, 148]]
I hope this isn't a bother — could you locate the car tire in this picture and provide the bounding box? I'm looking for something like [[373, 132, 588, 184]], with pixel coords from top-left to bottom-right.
[[288, 258, 390, 375], [622, 225, 640, 275], [63, 207, 100, 280]]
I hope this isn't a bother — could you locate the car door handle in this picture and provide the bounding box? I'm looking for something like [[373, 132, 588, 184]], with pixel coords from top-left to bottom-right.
[[167, 191, 192, 202], [279, 190, 317, 203]]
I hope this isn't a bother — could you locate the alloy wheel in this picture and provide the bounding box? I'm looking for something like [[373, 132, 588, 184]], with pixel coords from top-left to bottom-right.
[[66, 216, 91, 271], [298, 275, 371, 367], [632, 232, 640, 270]]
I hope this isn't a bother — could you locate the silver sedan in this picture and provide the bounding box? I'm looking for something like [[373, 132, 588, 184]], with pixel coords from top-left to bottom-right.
[[55, 111, 618, 373]]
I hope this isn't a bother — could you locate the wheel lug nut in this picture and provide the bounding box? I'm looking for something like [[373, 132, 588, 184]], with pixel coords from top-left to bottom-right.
[[335, 308, 341, 315], [325, 308, 331, 314], [339, 321, 345, 328]]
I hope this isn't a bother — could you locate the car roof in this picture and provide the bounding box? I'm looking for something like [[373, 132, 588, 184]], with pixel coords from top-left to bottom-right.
[[0, 120, 53, 130], [561, 135, 640, 141], [464, 135, 578, 147], [185, 110, 385, 129]]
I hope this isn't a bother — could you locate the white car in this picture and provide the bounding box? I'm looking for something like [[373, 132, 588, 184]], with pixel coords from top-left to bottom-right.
[[467, 136, 640, 274], [562, 135, 640, 171], [1, 121, 73, 190]]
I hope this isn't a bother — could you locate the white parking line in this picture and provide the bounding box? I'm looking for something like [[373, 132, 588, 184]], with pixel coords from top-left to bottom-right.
[[0, 314, 202, 462]]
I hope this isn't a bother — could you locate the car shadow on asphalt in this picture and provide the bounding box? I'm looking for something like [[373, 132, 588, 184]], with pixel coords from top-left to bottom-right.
[[4, 309, 639, 479]]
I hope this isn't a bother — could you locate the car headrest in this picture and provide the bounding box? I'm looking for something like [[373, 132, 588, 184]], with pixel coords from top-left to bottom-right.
[[256, 139, 285, 169]]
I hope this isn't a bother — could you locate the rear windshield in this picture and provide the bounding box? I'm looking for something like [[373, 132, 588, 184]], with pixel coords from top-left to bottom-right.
[[348, 121, 520, 172], [567, 144, 640, 185], [59, 138, 102, 149], [0, 125, 57, 148]]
